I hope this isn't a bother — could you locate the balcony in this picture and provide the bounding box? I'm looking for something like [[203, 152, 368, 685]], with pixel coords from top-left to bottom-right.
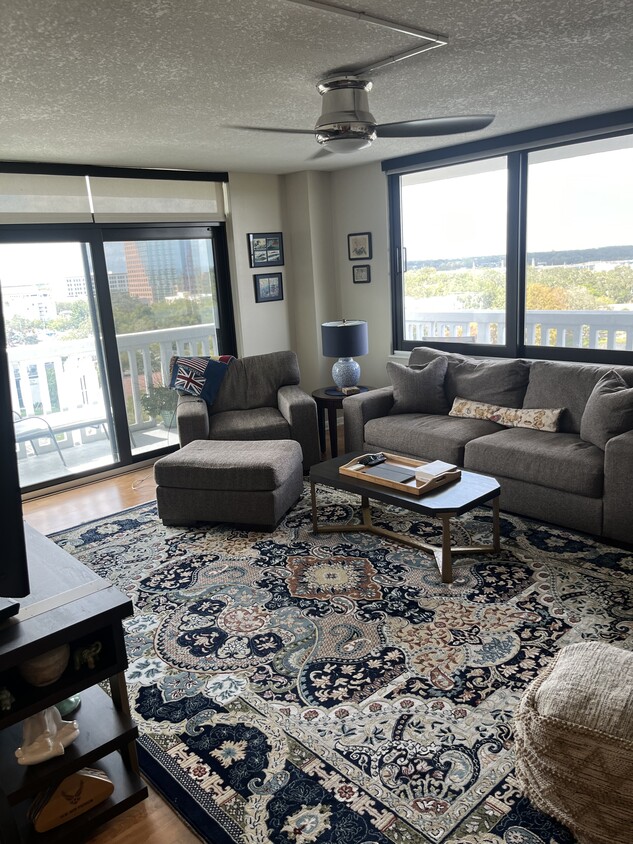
[[10, 323, 217, 488]]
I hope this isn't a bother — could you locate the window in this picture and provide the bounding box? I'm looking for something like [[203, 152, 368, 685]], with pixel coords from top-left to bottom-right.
[[387, 114, 633, 362], [525, 137, 633, 352], [400, 158, 508, 348]]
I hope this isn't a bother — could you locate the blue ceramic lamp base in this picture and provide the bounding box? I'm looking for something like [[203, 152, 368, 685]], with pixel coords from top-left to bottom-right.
[[332, 357, 361, 389]]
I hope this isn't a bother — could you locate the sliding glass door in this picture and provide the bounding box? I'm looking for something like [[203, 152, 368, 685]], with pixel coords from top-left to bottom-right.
[[0, 240, 117, 487], [103, 227, 228, 456], [0, 223, 235, 490]]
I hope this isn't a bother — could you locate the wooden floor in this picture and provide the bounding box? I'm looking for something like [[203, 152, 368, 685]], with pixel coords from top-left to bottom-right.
[[21, 426, 343, 844], [23, 466, 201, 844]]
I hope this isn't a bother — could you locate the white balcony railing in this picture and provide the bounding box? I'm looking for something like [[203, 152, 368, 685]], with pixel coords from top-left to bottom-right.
[[405, 308, 633, 351], [8, 323, 218, 440], [115, 323, 217, 430]]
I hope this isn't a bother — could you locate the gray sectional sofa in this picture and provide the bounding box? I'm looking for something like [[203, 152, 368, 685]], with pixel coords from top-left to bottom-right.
[[344, 346, 633, 544]]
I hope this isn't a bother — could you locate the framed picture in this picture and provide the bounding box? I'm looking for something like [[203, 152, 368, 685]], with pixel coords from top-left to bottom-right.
[[348, 231, 372, 260], [254, 272, 283, 303], [353, 264, 371, 284], [248, 232, 284, 267]]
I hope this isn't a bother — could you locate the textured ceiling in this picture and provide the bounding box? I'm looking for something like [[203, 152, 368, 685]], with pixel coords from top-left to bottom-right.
[[0, 0, 632, 174]]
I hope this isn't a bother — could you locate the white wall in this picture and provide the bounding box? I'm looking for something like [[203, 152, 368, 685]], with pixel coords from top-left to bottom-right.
[[224, 172, 291, 356], [330, 162, 392, 389], [225, 162, 393, 391], [281, 170, 337, 391]]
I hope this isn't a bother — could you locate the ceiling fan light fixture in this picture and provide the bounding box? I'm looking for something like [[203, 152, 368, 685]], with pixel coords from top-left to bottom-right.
[[316, 123, 376, 153], [319, 136, 372, 153]]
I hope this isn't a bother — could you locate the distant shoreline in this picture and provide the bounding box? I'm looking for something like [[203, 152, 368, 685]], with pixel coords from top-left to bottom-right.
[[407, 245, 633, 271]]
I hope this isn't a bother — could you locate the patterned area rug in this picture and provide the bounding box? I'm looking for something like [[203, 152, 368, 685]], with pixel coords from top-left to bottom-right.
[[51, 485, 633, 844]]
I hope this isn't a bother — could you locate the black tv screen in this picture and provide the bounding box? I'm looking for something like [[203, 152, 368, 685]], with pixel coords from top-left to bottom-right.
[[0, 285, 29, 599]]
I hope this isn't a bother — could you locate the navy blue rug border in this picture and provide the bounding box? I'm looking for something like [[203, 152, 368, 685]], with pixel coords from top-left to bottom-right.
[[137, 738, 238, 844]]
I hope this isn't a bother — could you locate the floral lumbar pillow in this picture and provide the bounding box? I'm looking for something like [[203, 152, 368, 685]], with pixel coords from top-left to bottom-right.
[[449, 398, 563, 432]]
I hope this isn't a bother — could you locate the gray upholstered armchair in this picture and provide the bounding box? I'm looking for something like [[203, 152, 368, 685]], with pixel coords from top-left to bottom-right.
[[176, 350, 320, 472]]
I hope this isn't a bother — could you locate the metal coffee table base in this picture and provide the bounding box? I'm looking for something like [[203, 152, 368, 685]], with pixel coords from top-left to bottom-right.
[[311, 485, 500, 584]]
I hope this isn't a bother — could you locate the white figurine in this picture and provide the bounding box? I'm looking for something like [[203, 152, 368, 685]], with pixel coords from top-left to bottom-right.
[[15, 706, 80, 766]]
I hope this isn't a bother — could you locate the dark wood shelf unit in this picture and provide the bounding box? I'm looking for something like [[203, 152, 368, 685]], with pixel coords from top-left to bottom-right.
[[0, 524, 147, 843], [13, 751, 147, 843], [0, 685, 138, 805]]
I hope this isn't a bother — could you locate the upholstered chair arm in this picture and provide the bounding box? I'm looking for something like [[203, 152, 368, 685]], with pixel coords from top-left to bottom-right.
[[603, 428, 633, 543], [176, 394, 209, 447], [343, 387, 395, 452], [278, 385, 320, 472]]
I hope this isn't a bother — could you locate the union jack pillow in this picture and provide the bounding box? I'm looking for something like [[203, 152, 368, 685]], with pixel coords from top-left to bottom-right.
[[169, 355, 234, 405]]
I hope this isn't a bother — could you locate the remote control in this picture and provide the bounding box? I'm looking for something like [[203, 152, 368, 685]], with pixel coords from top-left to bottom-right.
[[359, 453, 386, 466]]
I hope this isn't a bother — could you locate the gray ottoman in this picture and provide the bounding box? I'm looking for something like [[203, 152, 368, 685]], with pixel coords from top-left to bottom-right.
[[154, 439, 304, 529]]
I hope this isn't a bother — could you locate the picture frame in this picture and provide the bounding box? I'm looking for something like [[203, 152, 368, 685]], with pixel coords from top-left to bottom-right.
[[248, 232, 284, 268], [347, 231, 372, 260], [353, 264, 371, 284], [254, 272, 283, 303]]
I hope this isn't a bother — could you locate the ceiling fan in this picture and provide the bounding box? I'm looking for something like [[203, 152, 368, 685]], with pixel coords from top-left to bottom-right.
[[233, 74, 494, 155]]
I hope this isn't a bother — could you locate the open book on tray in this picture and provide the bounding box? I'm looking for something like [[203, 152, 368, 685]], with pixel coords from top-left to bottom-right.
[[339, 452, 461, 496]]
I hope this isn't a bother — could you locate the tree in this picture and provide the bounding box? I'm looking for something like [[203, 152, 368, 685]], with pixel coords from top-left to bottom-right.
[[48, 300, 91, 337]]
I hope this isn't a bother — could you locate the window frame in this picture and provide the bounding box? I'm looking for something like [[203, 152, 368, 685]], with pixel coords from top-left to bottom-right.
[[385, 109, 633, 364]]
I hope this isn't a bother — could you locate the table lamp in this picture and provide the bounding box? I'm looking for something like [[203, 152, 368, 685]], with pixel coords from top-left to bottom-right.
[[321, 319, 369, 389]]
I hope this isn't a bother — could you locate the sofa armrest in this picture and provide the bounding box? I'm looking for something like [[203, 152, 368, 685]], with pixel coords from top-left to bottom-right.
[[278, 385, 320, 471], [603, 429, 633, 543], [176, 394, 209, 447], [343, 387, 395, 452]]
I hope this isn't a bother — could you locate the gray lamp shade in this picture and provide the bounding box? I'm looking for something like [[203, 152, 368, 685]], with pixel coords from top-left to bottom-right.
[[321, 320, 369, 358]]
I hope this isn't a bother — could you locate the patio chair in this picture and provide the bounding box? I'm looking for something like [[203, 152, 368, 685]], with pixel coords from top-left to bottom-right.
[[13, 411, 67, 467]]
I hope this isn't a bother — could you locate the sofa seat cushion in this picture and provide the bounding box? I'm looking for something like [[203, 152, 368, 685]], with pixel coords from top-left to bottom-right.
[[364, 414, 503, 466], [464, 428, 604, 497], [208, 407, 290, 440]]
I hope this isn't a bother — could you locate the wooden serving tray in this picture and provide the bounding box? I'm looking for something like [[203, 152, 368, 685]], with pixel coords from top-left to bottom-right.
[[339, 452, 461, 496]]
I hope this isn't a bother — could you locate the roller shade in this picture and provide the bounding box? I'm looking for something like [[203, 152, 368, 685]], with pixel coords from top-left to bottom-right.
[[0, 172, 225, 224], [89, 177, 225, 222], [0, 173, 93, 223]]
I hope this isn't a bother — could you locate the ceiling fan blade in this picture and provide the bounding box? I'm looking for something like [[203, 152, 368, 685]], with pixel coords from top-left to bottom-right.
[[228, 124, 315, 136], [376, 114, 495, 138], [308, 147, 332, 160]]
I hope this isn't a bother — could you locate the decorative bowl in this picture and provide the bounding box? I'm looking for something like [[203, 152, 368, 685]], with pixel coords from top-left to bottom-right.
[[19, 644, 70, 687]]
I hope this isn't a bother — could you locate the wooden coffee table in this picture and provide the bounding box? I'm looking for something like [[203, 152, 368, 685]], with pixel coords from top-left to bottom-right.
[[310, 453, 501, 584]]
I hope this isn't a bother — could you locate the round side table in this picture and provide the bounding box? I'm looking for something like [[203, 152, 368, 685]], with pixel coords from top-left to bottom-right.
[[312, 386, 371, 458]]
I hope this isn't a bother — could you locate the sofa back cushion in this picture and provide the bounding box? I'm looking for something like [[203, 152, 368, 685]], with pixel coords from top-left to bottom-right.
[[409, 346, 530, 407], [387, 357, 449, 415], [446, 358, 530, 406], [523, 360, 633, 434], [210, 350, 300, 414]]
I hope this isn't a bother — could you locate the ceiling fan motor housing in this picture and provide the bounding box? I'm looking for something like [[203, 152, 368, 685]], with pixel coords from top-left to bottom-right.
[[315, 75, 377, 149]]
